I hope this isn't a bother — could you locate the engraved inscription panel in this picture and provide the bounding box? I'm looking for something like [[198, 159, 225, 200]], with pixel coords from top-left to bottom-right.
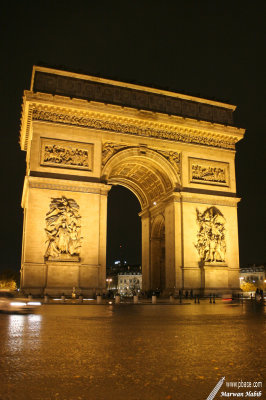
[[40, 139, 94, 171], [189, 158, 229, 187]]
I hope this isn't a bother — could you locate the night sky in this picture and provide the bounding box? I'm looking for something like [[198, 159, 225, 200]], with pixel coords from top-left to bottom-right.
[[0, 1, 265, 272]]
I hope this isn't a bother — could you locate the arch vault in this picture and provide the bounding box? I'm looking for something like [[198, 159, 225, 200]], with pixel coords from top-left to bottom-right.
[[19, 66, 245, 295]]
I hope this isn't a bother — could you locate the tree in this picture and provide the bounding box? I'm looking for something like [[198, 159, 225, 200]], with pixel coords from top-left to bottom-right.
[[240, 282, 257, 292], [0, 269, 19, 290]]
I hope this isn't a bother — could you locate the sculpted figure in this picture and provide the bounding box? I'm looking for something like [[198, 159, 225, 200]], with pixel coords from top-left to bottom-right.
[[192, 164, 226, 183], [195, 206, 226, 263], [43, 144, 89, 167], [102, 143, 116, 166], [45, 196, 82, 259]]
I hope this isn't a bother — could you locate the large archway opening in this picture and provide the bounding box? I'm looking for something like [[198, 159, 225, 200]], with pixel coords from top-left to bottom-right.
[[107, 185, 141, 267], [102, 146, 180, 293]]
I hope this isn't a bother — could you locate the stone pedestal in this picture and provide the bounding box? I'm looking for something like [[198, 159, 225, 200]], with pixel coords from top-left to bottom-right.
[[20, 177, 110, 295], [97, 295, 102, 304]]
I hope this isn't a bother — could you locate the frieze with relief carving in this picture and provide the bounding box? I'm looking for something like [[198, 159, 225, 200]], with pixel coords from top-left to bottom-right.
[[192, 164, 226, 183], [41, 139, 93, 170], [189, 158, 229, 186], [45, 196, 82, 260], [32, 108, 237, 150], [195, 206, 226, 263]]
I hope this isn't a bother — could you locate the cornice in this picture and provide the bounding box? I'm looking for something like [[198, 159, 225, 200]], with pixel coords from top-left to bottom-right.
[[163, 191, 240, 207], [20, 92, 245, 152], [22, 176, 111, 207], [179, 191, 241, 207]]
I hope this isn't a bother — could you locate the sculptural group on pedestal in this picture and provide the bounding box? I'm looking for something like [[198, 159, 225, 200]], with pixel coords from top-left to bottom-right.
[[45, 196, 82, 259], [195, 206, 226, 263]]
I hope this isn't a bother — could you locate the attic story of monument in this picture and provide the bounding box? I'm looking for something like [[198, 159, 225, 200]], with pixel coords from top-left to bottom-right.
[[19, 66, 245, 295]]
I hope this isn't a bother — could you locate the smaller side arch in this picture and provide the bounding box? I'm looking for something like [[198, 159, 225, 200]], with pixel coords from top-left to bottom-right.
[[150, 214, 165, 291]]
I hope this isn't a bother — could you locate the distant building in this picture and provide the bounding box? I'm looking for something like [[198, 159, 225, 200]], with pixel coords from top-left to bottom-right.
[[117, 272, 142, 296], [106, 263, 142, 295], [239, 265, 265, 289]]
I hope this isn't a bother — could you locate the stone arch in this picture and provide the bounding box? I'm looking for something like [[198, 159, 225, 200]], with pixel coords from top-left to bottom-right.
[[151, 214, 165, 239], [19, 66, 242, 297], [102, 147, 180, 209], [151, 214, 165, 291]]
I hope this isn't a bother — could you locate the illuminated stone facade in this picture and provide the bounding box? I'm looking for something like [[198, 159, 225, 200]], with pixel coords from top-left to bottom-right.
[[19, 66, 245, 295], [117, 273, 142, 296]]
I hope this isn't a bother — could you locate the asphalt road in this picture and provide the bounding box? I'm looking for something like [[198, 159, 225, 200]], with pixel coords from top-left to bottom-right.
[[0, 301, 265, 400]]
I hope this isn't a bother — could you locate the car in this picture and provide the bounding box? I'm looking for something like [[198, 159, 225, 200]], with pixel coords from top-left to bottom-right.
[[0, 290, 41, 314]]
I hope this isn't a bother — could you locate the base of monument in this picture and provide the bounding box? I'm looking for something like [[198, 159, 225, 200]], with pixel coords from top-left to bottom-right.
[[200, 287, 241, 297], [20, 262, 104, 296], [161, 287, 241, 298], [20, 287, 106, 297], [43, 287, 99, 297], [204, 262, 227, 267], [45, 255, 80, 262]]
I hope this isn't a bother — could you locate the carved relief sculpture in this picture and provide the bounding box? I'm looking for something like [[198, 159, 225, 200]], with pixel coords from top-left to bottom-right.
[[158, 150, 181, 176], [189, 158, 229, 186], [192, 165, 226, 183], [45, 196, 82, 260], [102, 142, 128, 166], [44, 145, 88, 166], [41, 139, 93, 170], [195, 206, 226, 263], [33, 108, 237, 151]]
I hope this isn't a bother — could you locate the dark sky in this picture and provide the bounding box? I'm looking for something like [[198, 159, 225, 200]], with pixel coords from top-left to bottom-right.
[[0, 1, 265, 271]]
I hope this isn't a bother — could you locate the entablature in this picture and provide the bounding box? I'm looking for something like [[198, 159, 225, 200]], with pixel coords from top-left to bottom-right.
[[21, 175, 111, 208], [163, 190, 241, 207], [20, 91, 245, 152]]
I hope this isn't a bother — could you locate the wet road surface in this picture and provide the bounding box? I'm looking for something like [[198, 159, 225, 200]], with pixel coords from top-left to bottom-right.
[[0, 301, 265, 400]]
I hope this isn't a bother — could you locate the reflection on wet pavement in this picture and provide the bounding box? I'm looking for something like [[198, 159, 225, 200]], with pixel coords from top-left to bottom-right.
[[0, 302, 265, 400]]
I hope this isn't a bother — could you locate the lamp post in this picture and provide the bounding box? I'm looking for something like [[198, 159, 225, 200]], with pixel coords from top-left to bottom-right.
[[239, 276, 244, 289], [106, 278, 112, 290]]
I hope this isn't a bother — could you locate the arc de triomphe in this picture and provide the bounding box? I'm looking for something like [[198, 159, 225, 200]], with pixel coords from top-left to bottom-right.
[[19, 66, 245, 295]]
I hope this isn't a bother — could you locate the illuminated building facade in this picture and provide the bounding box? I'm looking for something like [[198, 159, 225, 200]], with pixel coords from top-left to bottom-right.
[[19, 66, 245, 295], [117, 273, 142, 296], [240, 265, 266, 289]]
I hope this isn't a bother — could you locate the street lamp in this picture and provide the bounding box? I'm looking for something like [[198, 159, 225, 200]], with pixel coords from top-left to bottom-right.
[[106, 278, 112, 290]]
